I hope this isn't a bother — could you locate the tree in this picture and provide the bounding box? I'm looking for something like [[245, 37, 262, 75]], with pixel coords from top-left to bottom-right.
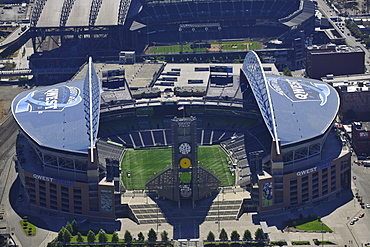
[[112, 232, 119, 242], [219, 228, 228, 241], [283, 67, 292, 76], [292, 221, 297, 228], [254, 228, 265, 240], [71, 219, 78, 235], [243, 229, 252, 240], [87, 230, 96, 243], [124, 230, 133, 242], [138, 232, 145, 242], [57, 228, 65, 242], [98, 229, 108, 243], [65, 222, 73, 235], [207, 231, 215, 241], [230, 230, 240, 241], [161, 230, 169, 241], [76, 232, 84, 243], [148, 228, 157, 242], [63, 228, 72, 243]]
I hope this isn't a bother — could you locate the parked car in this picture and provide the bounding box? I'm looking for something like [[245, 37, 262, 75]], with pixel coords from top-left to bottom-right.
[[359, 213, 365, 218]]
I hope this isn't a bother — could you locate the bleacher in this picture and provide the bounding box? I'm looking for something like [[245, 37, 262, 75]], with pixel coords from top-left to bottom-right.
[[126, 188, 248, 225], [134, 0, 302, 43], [98, 111, 270, 151], [96, 139, 126, 169]]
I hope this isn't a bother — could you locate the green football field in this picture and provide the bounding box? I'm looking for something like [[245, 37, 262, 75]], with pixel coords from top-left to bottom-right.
[[121, 145, 234, 190], [148, 40, 261, 54]]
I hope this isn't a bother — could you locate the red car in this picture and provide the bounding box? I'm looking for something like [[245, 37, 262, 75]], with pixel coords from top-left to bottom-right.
[[359, 213, 365, 218]]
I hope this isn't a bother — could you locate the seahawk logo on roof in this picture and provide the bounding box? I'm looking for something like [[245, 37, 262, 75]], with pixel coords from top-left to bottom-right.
[[15, 86, 82, 113], [266, 77, 330, 106]]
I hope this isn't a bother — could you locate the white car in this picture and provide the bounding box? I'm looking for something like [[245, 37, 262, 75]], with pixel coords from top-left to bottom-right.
[[353, 217, 359, 222], [366, 203, 370, 209]]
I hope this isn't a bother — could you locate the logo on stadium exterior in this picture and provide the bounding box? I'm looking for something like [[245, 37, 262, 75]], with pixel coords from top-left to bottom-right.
[[15, 86, 82, 113], [266, 77, 330, 106]]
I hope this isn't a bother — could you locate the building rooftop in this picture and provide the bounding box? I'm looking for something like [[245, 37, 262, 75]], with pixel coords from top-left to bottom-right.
[[321, 73, 370, 92]]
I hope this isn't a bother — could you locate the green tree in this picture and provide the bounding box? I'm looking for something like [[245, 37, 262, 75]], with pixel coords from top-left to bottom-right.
[[71, 219, 78, 235], [148, 228, 157, 242], [254, 228, 265, 240], [57, 228, 65, 242], [112, 232, 119, 242], [230, 230, 240, 241], [138, 232, 145, 241], [87, 230, 96, 243], [98, 229, 108, 243], [124, 230, 133, 242], [207, 231, 215, 241], [283, 67, 292, 76], [63, 228, 72, 243], [76, 232, 84, 243], [65, 222, 73, 235], [219, 228, 228, 241], [292, 221, 297, 228], [243, 229, 252, 240], [161, 230, 169, 241]]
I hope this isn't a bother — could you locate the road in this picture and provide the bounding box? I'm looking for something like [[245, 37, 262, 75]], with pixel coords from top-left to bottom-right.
[[349, 155, 370, 246], [316, 0, 370, 72], [0, 116, 55, 247]]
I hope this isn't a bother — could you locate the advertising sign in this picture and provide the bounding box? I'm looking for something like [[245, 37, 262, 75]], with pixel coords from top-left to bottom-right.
[[100, 190, 113, 213], [267, 77, 331, 106], [15, 86, 82, 113], [261, 182, 273, 207]]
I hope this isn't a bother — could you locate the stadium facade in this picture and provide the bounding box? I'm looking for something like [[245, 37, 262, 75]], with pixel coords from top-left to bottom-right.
[[12, 51, 350, 219]]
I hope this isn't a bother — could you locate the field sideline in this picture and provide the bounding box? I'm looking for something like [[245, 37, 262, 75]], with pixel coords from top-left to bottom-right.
[[147, 40, 261, 54], [121, 145, 234, 190]]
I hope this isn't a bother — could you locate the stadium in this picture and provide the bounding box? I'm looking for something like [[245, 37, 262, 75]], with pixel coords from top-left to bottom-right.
[[25, 0, 315, 82], [11, 51, 350, 235]]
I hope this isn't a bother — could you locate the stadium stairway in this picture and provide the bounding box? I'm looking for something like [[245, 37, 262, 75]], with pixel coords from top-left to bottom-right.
[[123, 188, 249, 225]]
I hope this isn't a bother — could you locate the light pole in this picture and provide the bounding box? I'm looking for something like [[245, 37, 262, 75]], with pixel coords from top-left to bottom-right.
[[321, 223, 324, 247], [218, 193, 220, 232]]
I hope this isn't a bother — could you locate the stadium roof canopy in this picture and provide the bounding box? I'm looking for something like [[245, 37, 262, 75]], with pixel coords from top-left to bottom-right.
[[32, 0, 142, 28], [12, 59, 101, 154], [242, 51, 339, 147]]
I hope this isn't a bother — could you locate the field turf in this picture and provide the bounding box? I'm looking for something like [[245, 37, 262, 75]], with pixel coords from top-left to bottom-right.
[[148, 40, 261, 54], [121, 145, 234, 190]]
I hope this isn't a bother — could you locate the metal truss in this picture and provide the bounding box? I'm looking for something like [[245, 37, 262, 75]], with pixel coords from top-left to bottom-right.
[[196, 167, 221, 199], [146, 166, 220, 202], [31, 26, 118, 53], [89, 0, 103, 26], [283, 142, 322, 165], [60, 0, 76, 27], [29, 142, 87, 171], [30, 0, 48, 27], [118, 0, 132, 25]]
